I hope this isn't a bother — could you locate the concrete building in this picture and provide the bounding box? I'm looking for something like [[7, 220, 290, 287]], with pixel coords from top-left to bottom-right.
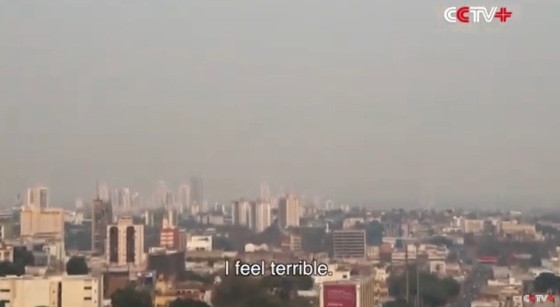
[[252, 201, 271, 233], [0, 275, 103, 307], [232, 200, 252, 228], [0, 241, 14, 262], [278, 194, 300, 228], [343, 217, 365, 229], [320, 276, 375, 307], [119, 188, 131, 212], [107, 217, 145, 267], [91, 198, 113, 254], [20, 206, 64, 240], [160, 216, 186, 251], [333, 230, 366, 259], [186, 235, 212, 252], [153, 277, 212, 307], [232, 200, 271, 233], [190, 177, 204, 207], [178, 185, 190, 214], [25, 186, 49, 209], [461, 219, 485, 234], [147, 248, 186, 281], [0, 211, 15, 240]]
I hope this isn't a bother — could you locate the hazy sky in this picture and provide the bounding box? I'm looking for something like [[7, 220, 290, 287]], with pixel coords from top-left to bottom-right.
[[1, 0, 559, 207]]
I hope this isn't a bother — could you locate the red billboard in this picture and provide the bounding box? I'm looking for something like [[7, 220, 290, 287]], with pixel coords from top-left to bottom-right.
[[323, 284, 357, 307]]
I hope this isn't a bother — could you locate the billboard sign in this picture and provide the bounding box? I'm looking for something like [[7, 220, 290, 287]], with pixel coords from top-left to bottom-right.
[[323, 284, 357, 307]]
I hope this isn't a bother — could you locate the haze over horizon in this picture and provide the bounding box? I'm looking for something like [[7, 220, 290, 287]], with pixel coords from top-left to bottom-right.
[[1, 0, 559, 207]]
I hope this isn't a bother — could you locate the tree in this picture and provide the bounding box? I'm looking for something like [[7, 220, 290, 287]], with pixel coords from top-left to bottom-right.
[[441, 277, 461, 297], [169, 298, 210, 307], [428, 236, 453, 248], [446, 251, 458, 262], [293, 275, 314, 290], [0, 261, 24, 277], [530, 253, 542, 267], [12, 247, 34, 267], [213, 273, 313, 307], [111, 284, 152, 307], [213, 275, 265, 306], [533, 273, 560, 293], [497, 255, 509, 266], [388, 267, 460, 307], [464, 233, 476, 246], [66, 256, 89, 275]]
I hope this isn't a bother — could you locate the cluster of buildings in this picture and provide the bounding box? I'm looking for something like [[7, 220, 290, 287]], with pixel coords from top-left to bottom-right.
[[1, 184, 559, 307]]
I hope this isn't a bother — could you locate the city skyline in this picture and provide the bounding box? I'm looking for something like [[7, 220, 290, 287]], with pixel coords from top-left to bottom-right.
[[1, 1, 560, 206]]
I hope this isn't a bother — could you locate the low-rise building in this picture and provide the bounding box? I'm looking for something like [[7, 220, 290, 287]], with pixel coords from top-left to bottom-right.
[[186, 235, 212, 252], [153, 277, 212, 307], [319, 276, 375, 307], [0, 274, 103, 307]]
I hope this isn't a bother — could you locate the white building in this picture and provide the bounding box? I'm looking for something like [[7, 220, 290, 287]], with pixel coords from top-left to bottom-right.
[[278, 194, 300, 228], [244, 243, 269, 252], [232, 200, 252, 228], [0, 275, 103, 307], [252, 201, 271, 233], [186, 235, 212, 252]]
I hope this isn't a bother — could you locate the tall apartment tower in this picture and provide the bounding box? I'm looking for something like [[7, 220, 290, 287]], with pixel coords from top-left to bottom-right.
[[26, 186, 49, 209], [107, 217, 145, 267], [97, 182, 111, 203], [232, 200, 252, 228], [278, 194, 300, 228], [91, 197, 113, 254], [121, 188, 131, 211], [252, 201, 271, 233], [190, 177, 204, 207], [178, 185, 190, 214], [260, 184, 270, 201]]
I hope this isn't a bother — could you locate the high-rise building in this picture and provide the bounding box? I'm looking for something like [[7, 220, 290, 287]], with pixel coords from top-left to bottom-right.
[[232, 200, 252, 228], [325, 200, 334, 211], [190, 177, 203, 207], [112, 190, 120, 210], [165, 191, 174, 208], [178, 185, 190, 214], [97, 182, 110, 203], [92, 197, 113, 254], [132, 192, 141, 208], [107, 217, 145, 267], [278, 194, 300, 228], [154, 180, 168, 207], [332, 229, 366, 259], [121, 188, 131, 211], [20, 206, 64, 239], [25, 186, 48, 209], [252, 201, 271, 233], [159, 214, 186, 251], [260, 184, 270, 201]]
